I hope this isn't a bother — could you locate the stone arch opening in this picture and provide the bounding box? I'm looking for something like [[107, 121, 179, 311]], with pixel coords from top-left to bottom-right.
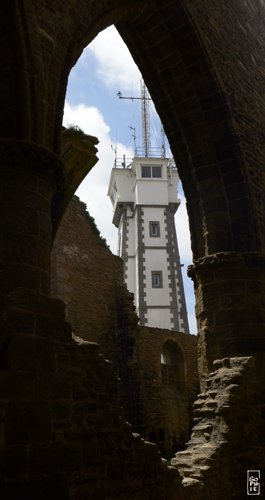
[[161, 340, 185, 391], [61, 23, 196, 333], [47, 1, 235, 250], [54, 2, 245, 260], [1, 3, 265, 498], [47, 0, 265, 381], [2, 1, 264, 388]]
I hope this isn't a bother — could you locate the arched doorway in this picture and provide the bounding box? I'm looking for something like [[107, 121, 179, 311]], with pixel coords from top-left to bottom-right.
[[159, 339, 190, 456], [161, 340, 185, 389]]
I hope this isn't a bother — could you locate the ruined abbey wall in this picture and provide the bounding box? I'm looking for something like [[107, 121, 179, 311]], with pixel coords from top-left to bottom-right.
[[1, 1, 265, 498], [136, 327, 198, 456], [51, 196, 123, 365]]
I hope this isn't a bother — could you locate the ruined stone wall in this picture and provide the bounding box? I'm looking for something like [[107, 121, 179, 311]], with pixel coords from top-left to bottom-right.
[[136, 327, 198, 457], [1, 1, 265, 498], [0, 325, 182, 499], [172, 356, 265, 499], [51, 196, 123, 364]]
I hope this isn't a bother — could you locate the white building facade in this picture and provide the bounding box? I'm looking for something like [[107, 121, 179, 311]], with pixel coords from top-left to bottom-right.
[[108, 155, 189, 332]]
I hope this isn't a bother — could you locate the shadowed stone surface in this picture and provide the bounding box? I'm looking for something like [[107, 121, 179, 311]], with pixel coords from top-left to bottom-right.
[[0, 1, 265, 498]]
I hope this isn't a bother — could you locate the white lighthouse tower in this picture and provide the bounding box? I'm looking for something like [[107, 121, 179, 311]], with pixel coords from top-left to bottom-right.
[[108, 83, 189, 332]]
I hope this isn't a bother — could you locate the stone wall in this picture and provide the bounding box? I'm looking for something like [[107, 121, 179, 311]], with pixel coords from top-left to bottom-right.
[[0, 325, 182, 499], [136, 327, 198, 457], [1, 1, 265, 497], [51, 196, 123, 365], [51, 196, 199, 458]]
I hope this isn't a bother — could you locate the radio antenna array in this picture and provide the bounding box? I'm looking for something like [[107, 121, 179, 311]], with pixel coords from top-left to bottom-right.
[[141, 80, 151, 157], [117, 78, 151, 157]]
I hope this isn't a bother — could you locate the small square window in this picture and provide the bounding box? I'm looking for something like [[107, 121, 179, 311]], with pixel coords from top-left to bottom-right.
[[142, 166, 151, 178], [149, 221, 160, 237], [152, 271, 163, 288], [141, 165, 162, 178], [152, 166, 161, 178]]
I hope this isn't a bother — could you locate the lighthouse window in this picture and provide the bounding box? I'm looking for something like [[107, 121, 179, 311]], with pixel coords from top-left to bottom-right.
[[152, 166, 162, 178], [141, 165, 162, 178], [149, 221, 160, 237], [141, 166, 151, 177], [152, 271, 163, 288]]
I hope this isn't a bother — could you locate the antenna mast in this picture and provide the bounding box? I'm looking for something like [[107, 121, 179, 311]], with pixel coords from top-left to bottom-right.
[[128, 126, 136, 155], [117, 78, 151, 158], [141, 79, 151, 157], [161, 126, 166, 158]]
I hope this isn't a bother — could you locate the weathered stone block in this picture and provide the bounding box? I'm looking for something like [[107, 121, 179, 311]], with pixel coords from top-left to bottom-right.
[[37, 373, 72, 399], [0, 445, 27, 479], [0, 372, 37, 398], [4, 400, 52, 444], [28, 443, 83, 475], [52, 400, 72, 424], [1, 204, 39, 236], [0, 476, 70, 500], [0, 264, 40, 291], [5, 309, 35, 335], [83, 436, 101, 466], [7, 290, 66, 316], [36, 314, 72, 341], [1, 334, 55, 371], [3, 234, 49, 268]]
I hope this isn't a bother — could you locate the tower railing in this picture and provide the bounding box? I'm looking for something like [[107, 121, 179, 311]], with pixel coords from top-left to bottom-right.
[[113, 148, 176, 168]]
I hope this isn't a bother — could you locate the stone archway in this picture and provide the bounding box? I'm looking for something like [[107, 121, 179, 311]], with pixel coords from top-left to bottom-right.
[[161, 340, 185, 389], [1, 1, 264, 384], [0, 2, 265, 497]]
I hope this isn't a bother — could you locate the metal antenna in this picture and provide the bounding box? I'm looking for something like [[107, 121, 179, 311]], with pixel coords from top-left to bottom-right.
[[111, 144, 117, 167], [117, 79, 151, 157], [141, 79, 151, 157], [161, 126, 166, 158], [128, 126, 137, 154]]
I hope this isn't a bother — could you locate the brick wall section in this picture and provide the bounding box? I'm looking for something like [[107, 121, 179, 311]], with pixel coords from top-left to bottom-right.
[[51, 195, 123, 363]]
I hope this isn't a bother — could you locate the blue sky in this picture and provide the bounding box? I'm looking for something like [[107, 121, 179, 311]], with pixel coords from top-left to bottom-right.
[[63, 26, 197, 334]]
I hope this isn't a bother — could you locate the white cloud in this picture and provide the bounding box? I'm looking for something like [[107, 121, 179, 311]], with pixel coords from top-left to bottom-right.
[[83, 25, 141, 90], [63, 101, 110, 140], [175, 189, 192, 265], [63, 100, 132, 252]]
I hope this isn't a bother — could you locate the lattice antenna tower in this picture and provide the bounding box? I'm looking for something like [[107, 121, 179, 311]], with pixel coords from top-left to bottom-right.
[[141, 79, 151, 157], [117, 78, 152, 157]]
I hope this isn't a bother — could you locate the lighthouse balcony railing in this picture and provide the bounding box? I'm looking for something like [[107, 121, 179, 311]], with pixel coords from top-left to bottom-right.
[[114, 157, 133, 168], [113, 148, 176, 168]]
